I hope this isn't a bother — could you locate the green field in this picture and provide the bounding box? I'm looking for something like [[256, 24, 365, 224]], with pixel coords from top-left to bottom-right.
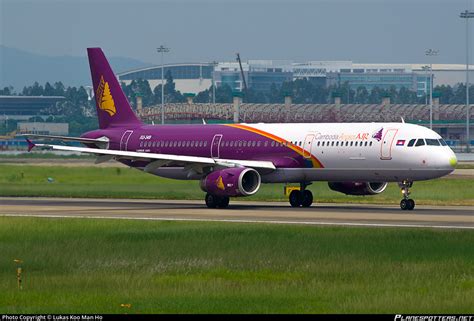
[[0, 164, 473, 205], [0, 217, 472, 314]]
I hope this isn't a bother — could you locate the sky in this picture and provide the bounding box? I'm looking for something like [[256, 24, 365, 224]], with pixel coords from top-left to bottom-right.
[[1, 0, 473, 65]]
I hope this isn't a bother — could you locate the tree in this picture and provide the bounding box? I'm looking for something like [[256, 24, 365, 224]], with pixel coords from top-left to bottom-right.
[[53, 82, 65, 96], [152, 71, 185, 103], [267, 83, 282, 103], [22, 82, 44, 96], [243, 88, 267, 103], [44, 82, 55, 96], [397, 87, 417, 104], [214, 84, 233, 103], [434, 85, 454, 104], [0, 86, 13, 95], [355, 86, 369, 104], [194, 87, 212, 103]]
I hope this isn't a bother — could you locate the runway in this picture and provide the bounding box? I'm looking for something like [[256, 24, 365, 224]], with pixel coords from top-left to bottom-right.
[[1, 197, 473, 229]]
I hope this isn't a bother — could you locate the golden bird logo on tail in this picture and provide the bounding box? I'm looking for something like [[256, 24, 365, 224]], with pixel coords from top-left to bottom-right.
[[96, 76, 116, 116]]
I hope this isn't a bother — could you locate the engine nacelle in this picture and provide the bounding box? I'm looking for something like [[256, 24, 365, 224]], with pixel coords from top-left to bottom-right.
[[200, 167, 261, 197], [328, 182, 388, 196]]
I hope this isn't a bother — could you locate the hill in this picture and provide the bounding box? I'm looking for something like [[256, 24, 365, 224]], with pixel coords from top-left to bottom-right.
[[0, 46, 151, 91]]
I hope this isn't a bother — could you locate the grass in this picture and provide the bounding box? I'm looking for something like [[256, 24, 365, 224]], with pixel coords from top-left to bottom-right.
[[0, 164, 473, 205], [0, 217, 472, 314], [456, 164, 474, 169]]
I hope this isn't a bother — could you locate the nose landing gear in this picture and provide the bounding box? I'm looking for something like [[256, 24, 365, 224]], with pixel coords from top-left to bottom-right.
[[398, 181, 415, 210], [289, 182, 313, 208]]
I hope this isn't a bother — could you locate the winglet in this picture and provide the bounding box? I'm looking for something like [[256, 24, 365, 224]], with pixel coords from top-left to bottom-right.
[[26, 138, 36, 152]]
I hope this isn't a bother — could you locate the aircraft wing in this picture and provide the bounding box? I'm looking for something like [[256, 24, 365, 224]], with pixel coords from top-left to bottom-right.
[[32, 143, 276, 171]]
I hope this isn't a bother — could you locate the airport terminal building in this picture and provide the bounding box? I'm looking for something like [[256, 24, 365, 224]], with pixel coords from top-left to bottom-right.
[[117, 60, 473, 96]]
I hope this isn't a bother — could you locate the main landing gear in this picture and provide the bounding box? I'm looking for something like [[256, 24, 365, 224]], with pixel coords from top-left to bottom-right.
[[399, 181, 415, 211], [205, 193, 230, 209], [289, 182, 313, 208]]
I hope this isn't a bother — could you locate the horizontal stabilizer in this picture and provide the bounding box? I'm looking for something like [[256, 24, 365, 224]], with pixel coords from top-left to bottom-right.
[[20, 134, 109, 147]]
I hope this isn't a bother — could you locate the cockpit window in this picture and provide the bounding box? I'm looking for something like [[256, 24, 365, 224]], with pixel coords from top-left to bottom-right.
[[439, 139, 447, 146], [407, 139, 416, 147], [415, 139, 425, 147], [426, 139, 440, 146]]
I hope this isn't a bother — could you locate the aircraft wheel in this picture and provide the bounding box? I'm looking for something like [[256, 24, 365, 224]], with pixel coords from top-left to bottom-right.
[[301, 190, 313, 208], [407, 199, 415, 210], [217, 196, 230, 208], [289, 190, 302, 207], [400, 199, 408, 210], [205, 193, 218, 208]]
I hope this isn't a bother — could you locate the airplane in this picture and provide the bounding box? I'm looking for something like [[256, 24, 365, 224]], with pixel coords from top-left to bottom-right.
[[24, 48, 458, 211]]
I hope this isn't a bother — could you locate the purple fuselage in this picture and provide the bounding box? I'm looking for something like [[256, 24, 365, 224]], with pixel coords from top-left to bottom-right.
[[81, 124, 316, 170]]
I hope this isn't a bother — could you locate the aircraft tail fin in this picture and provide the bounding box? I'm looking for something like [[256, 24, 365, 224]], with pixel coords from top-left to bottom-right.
[[87, 48, 142, 129]]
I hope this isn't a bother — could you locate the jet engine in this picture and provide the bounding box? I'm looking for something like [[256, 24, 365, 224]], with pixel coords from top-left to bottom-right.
[[328, 182, 388, 196], [200, 167, 261, 197]]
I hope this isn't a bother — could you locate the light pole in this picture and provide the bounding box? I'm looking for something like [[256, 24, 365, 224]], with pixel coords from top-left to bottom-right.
[[460, 10, 473, 152], [425, 49, 439, 130], [157, 45, 170, 125], [212, 61, 218, 104], [421, 65, 429, 105]]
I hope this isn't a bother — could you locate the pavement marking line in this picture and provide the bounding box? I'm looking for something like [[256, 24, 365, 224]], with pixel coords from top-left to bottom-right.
[[1, 213, 473, 230]]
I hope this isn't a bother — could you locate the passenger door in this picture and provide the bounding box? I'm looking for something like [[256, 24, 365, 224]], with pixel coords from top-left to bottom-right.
[[303, 134, 315, 158], [211, 134, 223, 158], [120, 130, 133, 151], [380, 129, 398, 160]]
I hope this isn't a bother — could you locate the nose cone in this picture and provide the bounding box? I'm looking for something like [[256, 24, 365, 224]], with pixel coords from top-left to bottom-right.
[[449, 154, 458, 168], [439, 149, 457, 174]]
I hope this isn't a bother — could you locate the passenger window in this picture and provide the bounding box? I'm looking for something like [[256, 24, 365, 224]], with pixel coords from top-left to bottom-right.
[[271, 141, 275, 147], [204, 141, 208, 147], [331, 141, 335, 147], [257, 141, 261, 147], [370, 142, 373, 146], [426, 139, 440, 146], [364, 142, 368, 146], [252, 141, 256, 147], [350, 142, 353, 146], [439, 139, 447, 146], [415, 139, 425, 147], [407, 139, 416, 147], [264, 141, 268, 147]]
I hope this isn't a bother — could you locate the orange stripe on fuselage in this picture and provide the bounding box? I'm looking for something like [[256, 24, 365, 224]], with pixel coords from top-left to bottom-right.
[[225, 124, 324, 168]]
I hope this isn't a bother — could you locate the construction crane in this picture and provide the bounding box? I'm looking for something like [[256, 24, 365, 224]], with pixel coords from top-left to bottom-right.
[[235, 53, 248, 93]]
